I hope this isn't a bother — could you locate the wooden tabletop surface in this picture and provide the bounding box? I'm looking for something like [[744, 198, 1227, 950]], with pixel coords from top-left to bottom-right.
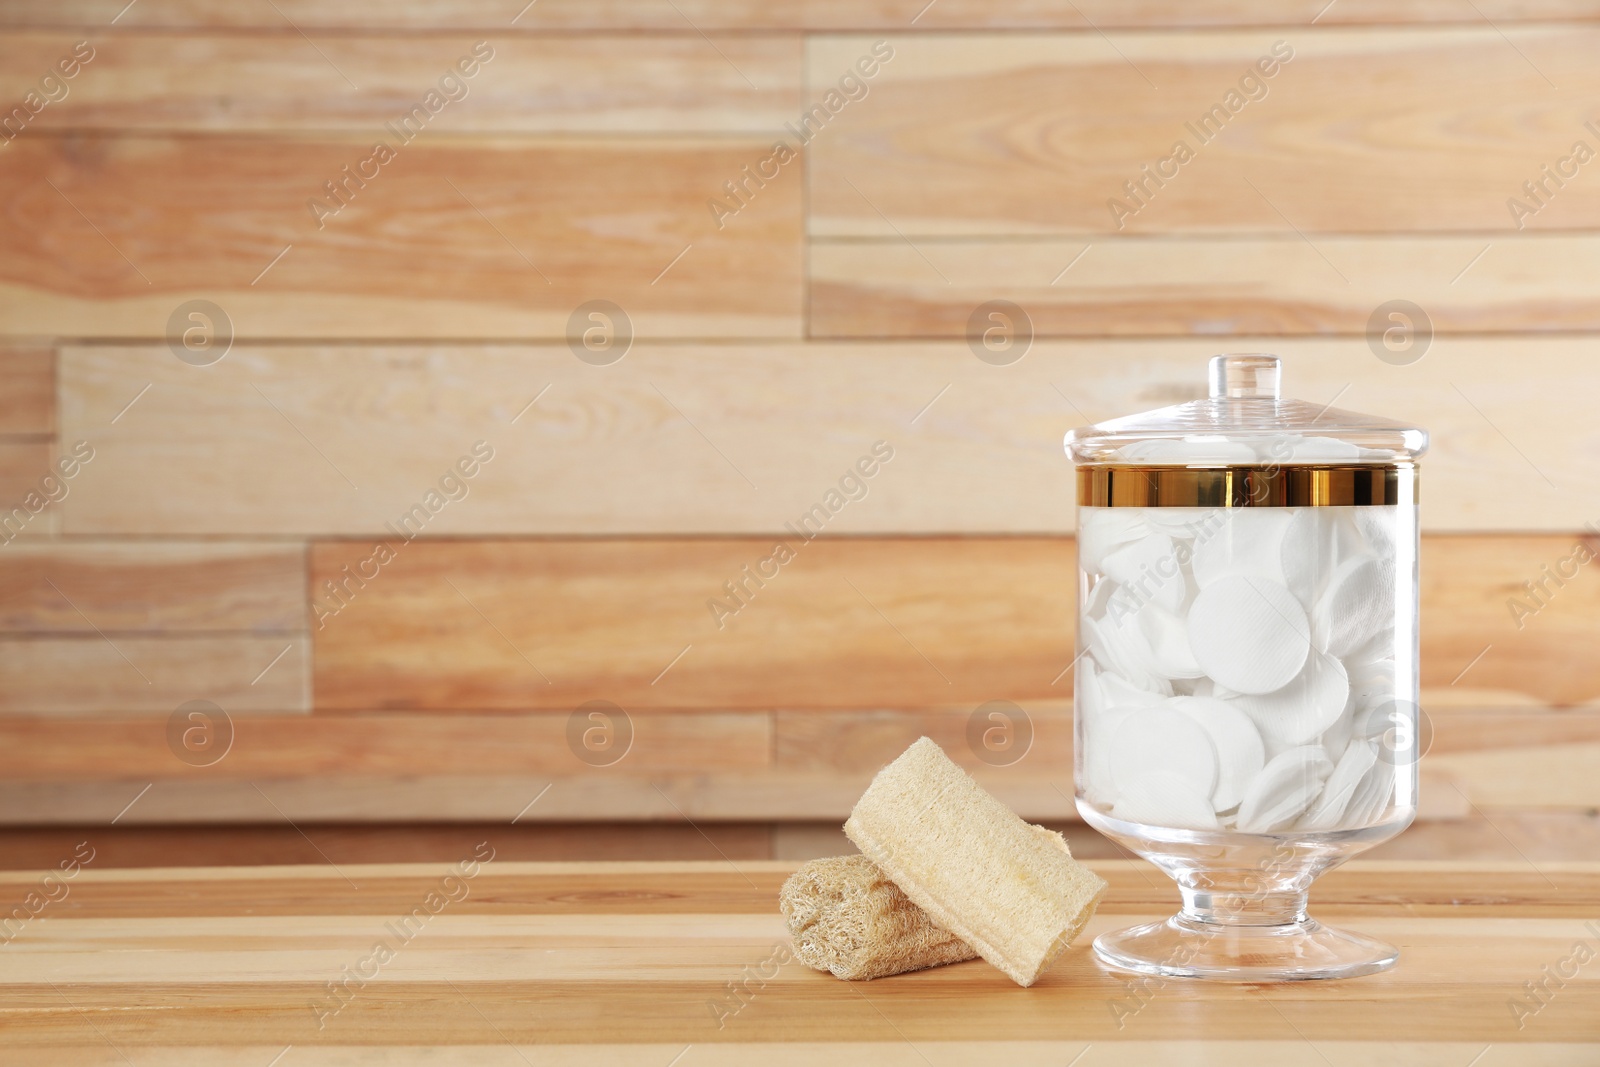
[[2, 859, 1598, 1065]]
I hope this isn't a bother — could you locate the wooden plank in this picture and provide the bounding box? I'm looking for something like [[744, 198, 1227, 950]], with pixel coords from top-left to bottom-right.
[[0, 441, 60, 540], [0, 635, 308, 715], [3, 1, 1593, 30], [811, 235, 1600, 338], [0, 542, 305, 633], [0, 773, 1080, 823], [776, 810, 1600, 865], [3, 860, 1592, 918], [0, 348, 53, 435], [0, 863, 1597, 1048], [0, 136, 802, 340], [0, 32, 801, 135], [11, 708, 1583, 823], [310, 539, 1077, 712], [55, 338, 1600, 535], [0, 823, 776, 869], [307, 536, 1600, 713], [1422, 536, 1600, 709], [2, 1045, 1596, 1067], [810, 29, 1600, 236], [0, 712, 772, 778]]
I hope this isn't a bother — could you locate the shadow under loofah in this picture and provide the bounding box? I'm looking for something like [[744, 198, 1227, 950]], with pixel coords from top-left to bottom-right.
[[779, 855, 978, 980]]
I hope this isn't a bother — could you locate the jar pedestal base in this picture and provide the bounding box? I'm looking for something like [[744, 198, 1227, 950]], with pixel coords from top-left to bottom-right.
[[1093, 913, 1398, 982]]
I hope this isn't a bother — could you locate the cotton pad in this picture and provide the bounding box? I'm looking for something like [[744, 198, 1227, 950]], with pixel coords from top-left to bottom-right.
[[1191, 509, 1292, 589], [1187, 575, 1311, 694], [1116, 437, 1255, 464], [1280, 508, 1369, 609], [1107, 709, 1218, 802], [1315, 555, 1394, 658], [1084, 613, 1168, 695], [1231, 649, 1350, 748], [1168, 695, 1266, 812], [1102, 531, 1186, 612], [1078, 508, 1151, 571], [1113, 770, 1219, 830], [1138, 603, 1205, 679], [1288, 436, 1363, 462], [1298, 739, 1380, 831], [1236, 746, 1333, 833], [1342, 759, 1396, 828]]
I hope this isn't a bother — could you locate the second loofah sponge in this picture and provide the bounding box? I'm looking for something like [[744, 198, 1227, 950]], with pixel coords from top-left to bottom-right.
[[780, 855, 977, 980]]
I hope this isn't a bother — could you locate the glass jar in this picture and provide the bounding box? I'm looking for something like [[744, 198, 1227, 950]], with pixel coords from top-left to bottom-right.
[[1065, 353, 1427, 981]]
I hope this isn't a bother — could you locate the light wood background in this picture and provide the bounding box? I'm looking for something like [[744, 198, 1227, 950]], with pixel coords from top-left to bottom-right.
[[1, 1, 1597, 866]]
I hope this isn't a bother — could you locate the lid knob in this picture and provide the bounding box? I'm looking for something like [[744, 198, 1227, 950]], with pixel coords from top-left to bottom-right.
[[1209, 354, 1281, 400]]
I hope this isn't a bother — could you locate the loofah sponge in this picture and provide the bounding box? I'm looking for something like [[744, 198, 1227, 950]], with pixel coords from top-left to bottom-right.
[[780, 855, 978, 980], [843, 737, 1108, 986]]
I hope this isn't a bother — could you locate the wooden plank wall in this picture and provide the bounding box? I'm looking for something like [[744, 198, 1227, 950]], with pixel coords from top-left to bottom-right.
[[1, 1, 1597, 862]]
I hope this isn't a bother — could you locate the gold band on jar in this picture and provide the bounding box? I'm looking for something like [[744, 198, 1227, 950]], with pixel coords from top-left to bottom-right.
[[1077, 465, 1415, 508]]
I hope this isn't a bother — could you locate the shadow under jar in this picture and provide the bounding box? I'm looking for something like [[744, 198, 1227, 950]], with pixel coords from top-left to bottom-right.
[[1065, 353, 1428, 981]]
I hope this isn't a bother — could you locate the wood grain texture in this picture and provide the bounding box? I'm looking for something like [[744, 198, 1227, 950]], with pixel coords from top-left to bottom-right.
[[0, 772, 1086, 823], [4, 1, 1595, 30], [5, 707, 1581, 823], [0, 862, 1596, 1049], [0, 712, 771, 779], [310, 538, 1077, 712], [0, 542, 305, 632], [0, 635, 308, 715], [1422, 535, 1600, 709], [0, 442, 61, 539], [307, 536, 1600, 713], [56, 339, 1599, 535], [0, 135, 802, 340], [0, 348, 53, 435], [0, 823, 777, 868], [811, 235, 1600, 337], [3, 811, 1591, 868], [810, 29, 1600, 236], [0, 32, 802, 134]]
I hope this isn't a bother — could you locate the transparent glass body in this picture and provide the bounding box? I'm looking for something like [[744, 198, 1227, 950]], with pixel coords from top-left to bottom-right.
[[1066, 354, 1428, 981]]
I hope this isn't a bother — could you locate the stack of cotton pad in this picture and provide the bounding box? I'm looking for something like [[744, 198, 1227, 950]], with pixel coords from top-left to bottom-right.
[[1076, 502, 1410, 835]]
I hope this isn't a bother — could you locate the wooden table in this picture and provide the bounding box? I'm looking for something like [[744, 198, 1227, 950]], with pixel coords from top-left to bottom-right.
[[3, 859, 1598, 1064]]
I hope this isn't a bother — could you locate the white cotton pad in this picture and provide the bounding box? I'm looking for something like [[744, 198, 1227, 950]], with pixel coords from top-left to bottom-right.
[[1186, 575, 1311, 695], [1347, 658, 1399, 734], [1191, 509, 1292, 589], [1084, 575, 1118, 620], [1344, 625, 1398, 668], [1253, 434, 1303, 463], [1078, 509, 1151, 571], [1279, 508, 1370, 609], [1138, 603, 1205, 679], [1116, 438, 1255, 464], [1112, 770, 1219, 830], [1168, 696, 1266, 812], [1084, 612, 1168, 695], [1102, 531, 1185, 612], [1106, 709, 1219, 803], [1288, 436, 1363, 462], [1235, 746, 1333, 833], [1100, 668, 1170, 708], [1342, 759, 1396, 828], [1352, 507, 1399, 559], [1075, 661, 1129, 807], [1315, 555, 1393, 658], [1144, 508, 1214, 537], [1297, 739, 1380, 831], [1230, 648, 1351, 748]]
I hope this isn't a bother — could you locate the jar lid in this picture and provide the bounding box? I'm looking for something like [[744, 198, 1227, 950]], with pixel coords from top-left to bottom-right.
[[1065, 355, 1427, 508], [1064, 354, 1428, 468]]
